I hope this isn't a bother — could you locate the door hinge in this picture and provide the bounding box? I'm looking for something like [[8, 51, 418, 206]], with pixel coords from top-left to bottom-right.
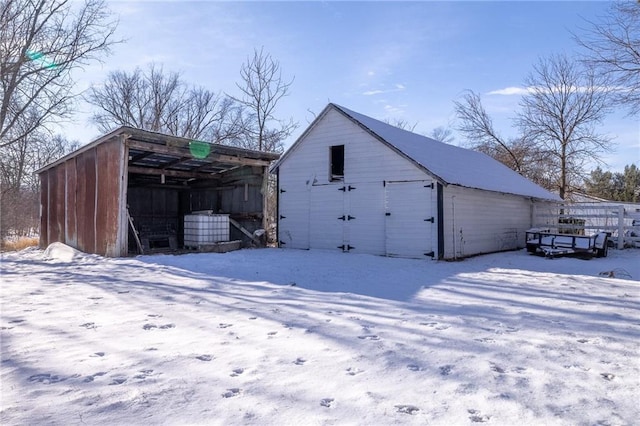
[[279, 215, 286, 220], [338, 186, 346, 192], [385, 212, 391, 216], [279, 241, 286, 245], [280, 188, 286, 193], [347, 185, 356, 191], [338, 215, 345, 221], [424, 217, 435, 223], [347, 215, 355, 220], [424, 251, 435, 257], [338, 245, 355, 251], [424, 183, 434, 189]]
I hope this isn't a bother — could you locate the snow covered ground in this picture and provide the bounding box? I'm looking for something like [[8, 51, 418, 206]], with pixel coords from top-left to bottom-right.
[[1, 245, 639, 425]]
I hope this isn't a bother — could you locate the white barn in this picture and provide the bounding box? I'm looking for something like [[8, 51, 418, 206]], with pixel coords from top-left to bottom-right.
[[271, 104, 561, 259]]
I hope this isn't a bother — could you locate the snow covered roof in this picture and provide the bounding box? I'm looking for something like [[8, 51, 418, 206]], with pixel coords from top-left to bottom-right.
[[331, 104, 561, 202]]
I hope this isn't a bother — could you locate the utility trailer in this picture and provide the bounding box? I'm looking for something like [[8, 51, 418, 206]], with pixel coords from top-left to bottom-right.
[[525, 228, 609, 258]]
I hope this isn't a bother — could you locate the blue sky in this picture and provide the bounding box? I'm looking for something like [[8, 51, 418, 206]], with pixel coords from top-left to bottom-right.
[[66, 0, 638, 172]]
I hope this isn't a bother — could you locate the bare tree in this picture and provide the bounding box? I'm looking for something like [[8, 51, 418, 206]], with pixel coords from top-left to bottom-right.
[[517, 54, 612, 199], [231, 47, 297, 152], [87, 64, 244, 142], [454, 90, 525, 173], [429, 126, 455, 144], [0, 0, 118, 148], [383, 117, 418, 132], [1, 131, 77, 239], [575, 2, 640, 116]]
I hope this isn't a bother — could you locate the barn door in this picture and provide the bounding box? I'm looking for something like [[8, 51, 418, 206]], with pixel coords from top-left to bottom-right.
[[344, 183, 385, 255], [385, 180, 434, 258], [278, 186, 310, 249], [309, 185, 345, 250]]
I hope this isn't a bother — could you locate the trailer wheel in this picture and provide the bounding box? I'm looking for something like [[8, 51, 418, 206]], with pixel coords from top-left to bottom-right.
[[596, 236, 609, 258]]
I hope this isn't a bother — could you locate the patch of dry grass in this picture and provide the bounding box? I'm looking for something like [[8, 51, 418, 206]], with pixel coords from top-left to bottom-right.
[[1, 237, 39, 252]]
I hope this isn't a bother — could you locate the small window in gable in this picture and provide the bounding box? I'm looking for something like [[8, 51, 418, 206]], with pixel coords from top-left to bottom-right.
[[330, 145, 344, 181]]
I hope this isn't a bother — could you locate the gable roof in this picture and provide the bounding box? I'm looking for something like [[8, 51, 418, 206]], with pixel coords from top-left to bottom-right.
[[274, 103, 561, 202]]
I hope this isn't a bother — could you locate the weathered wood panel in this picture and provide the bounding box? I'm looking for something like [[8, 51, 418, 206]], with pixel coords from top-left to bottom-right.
[[76, 148, 97, 253], [96, 139, 122, 256], [46, 164, 62, 244], [65, 158, 78, 247], [39, 171, 49, 248]]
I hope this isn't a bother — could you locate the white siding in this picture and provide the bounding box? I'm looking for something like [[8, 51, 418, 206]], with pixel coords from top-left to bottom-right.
[[278, 108, 435, 256], [442, 185, 533, 259]]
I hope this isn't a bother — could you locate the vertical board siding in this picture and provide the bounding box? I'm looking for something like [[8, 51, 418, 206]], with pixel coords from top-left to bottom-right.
[[39, 171, 49, 248], [77, 148, 97, 254], [442, 185, 532, 259], [65, 158, 78, 247], [278, 108, 435, 256], [96, 139, 122, 256]]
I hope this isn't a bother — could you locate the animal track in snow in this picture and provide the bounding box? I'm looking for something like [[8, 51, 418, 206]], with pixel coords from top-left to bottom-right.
[[320, 398, 334, 408], [358, 334, 380, 341], [222, 388, 242, 398], [196, 354, 213, 362], [490, 363, 506, 374], [346, 367, 364, 376], [468, 409, 491, 423], [83, 371, 107, 383], [28, 373, 79, 384], [218, 323, 233, 329], [406, 364, 422, 372], [294, 357, 306, 365], [133, 369, 154, 380], [90, 352, 105, 357], [143, 323, 174, 330], [159, 323, 175, 329], [601, 373, 615, 381], [80, 322, 97, 330], [395, 405, 420, 415], [230, 368, 244, 377], [439, 365, 454, 376], [109, 376, 126, 385], [143, 324, 157, 330]]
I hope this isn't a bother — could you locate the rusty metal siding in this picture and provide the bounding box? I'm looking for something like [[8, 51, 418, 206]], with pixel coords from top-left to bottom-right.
[[65, 158, 78, 247], [39, 171, 49, 249], [76, 148, 97, 254], [96, 139, 122, 256]]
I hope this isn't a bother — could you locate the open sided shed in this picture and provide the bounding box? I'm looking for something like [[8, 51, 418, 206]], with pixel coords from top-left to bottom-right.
[[36, 127, 280, 257]]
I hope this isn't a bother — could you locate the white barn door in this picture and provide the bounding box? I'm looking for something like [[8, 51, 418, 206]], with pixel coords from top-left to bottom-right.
[[344, 183, 385, 255], [278, 186, 310, 249], [309, 185, 345, 250], [385, 180, 434, 258]]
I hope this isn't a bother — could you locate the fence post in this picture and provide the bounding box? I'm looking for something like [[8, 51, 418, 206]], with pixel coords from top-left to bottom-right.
[[618, 205, 624, 249]]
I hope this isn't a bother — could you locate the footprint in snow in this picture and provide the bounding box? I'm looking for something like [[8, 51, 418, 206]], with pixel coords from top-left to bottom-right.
[[218, 323, 233, 329], [80, 322, 97, 330], [407, 364, 422, 372], [109, 377, 126, 385], [83, 371, 107, 383], [222, 388, 242, 398], [196, 354, 213, 362], [90, 352, 105, 357], [133, 369, 154, 380], [230, 368, 244, 377], [490, 363, 506, 374], [601, 373, 615, 381], [320, 398, 334, 408], [159, 323, 175, 329], [294, 357, 306, 365], [28, 373, 79, 384], [346, 367, 364, 376], [439, 365, 454, 376], [358, 334, 380, 341], [468, 409, 491, 423], [143, 324, 157, 330], [267, 331, 278, 338], [395, 405, 420, 415]]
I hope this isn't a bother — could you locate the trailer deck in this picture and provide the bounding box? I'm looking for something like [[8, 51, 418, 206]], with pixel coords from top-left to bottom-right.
[[525, 228, 609, 258]]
